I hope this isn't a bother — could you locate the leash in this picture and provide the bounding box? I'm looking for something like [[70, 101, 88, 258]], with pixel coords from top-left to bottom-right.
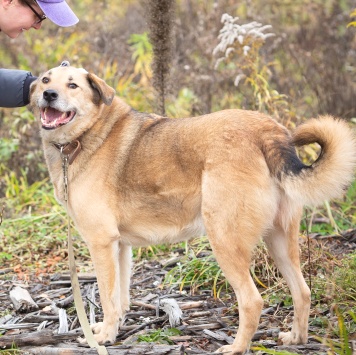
[[60, 145, 108, 355], [303, 209, 312, 292]]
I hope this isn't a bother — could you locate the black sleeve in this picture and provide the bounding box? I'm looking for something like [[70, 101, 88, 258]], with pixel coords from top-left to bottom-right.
[[0, 69, 37, 108]]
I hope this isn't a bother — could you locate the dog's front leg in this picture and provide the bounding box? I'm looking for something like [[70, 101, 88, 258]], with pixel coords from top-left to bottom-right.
[[118, 243, 132, 319], [82, 234, 123, 345]]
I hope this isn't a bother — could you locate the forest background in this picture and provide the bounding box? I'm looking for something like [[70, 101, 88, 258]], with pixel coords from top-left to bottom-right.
[[0, 0, 355, 353]]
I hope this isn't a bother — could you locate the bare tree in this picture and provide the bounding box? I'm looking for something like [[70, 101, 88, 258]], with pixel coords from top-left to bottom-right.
[[146, 0, 175, 116]]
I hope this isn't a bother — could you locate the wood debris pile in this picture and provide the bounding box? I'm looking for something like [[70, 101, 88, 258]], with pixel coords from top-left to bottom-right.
[[0, 257, 334, 354]]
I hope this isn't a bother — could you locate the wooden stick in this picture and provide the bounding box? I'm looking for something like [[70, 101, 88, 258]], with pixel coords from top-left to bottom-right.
[[131, 300, 157, 310], [24, 344, 184, 355], [0, 329, 80, 348]]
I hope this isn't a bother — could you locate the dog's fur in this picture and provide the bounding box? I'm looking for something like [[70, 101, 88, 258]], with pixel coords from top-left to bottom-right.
[[30, 65, 356, 354]]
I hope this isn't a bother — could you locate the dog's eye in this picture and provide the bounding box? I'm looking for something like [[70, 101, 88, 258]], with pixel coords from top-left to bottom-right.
[[42, 77, 49, 84], [68, 83, 78, 89]]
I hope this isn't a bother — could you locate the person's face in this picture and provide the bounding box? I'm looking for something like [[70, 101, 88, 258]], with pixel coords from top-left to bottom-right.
[[0, 0, 45, 38]]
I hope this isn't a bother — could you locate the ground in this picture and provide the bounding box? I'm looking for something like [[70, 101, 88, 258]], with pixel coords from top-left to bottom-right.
[[0, 231, 355, 354]]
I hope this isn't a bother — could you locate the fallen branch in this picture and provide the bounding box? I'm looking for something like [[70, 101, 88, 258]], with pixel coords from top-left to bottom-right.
[[117, 316, 168, 340], [252, 328, 280, 340], [0, 329, 80, 348], [24, 344, 184, 355]]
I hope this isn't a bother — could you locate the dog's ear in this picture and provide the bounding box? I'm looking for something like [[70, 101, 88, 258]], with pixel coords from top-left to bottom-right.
[[59, 61, 70, 67], [87, 73, 115, 106]]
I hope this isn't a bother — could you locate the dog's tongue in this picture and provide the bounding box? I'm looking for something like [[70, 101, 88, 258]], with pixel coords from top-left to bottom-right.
[[40, 107, 75, 129], [43, 107, 63, 123]]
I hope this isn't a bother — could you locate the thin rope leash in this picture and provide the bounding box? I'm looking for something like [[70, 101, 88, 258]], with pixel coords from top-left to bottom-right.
[[61, 148, 108, 355]]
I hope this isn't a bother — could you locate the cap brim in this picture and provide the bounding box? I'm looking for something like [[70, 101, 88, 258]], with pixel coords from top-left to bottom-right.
[[37, 1, 79, 27]]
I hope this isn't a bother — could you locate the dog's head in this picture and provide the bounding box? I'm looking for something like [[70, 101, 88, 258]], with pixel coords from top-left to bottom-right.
[[30, 63, 116, 142]]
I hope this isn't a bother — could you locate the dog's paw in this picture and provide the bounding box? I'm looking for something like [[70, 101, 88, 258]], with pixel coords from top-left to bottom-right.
[[91, 322, 103, 334], [279, 331, 293, 345], [77, 322, 116, 345], [279, 331, 307, 345], [215, 345, 244, 354], [120, 302, 130, 315], [93, 331, 115, 345]]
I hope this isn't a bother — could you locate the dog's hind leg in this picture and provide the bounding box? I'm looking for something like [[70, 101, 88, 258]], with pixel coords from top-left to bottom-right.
[[205, 218, 263, 354], [264, 206, 311, 345], [202, 173, 274, 354], [211, 248, 263, 355]]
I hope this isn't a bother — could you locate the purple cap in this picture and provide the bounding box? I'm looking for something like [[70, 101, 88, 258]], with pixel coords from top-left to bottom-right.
[[36, 0, 79, 27]]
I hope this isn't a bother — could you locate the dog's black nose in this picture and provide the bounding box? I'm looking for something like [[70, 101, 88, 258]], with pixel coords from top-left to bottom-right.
[[43, 89, 58, 102]]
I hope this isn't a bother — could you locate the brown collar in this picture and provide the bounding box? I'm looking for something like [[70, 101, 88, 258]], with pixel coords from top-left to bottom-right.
[[52, 140, 81, 165]]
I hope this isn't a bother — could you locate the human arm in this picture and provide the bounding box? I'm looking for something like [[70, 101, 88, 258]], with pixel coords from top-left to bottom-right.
[[0, 69, 37, 108]]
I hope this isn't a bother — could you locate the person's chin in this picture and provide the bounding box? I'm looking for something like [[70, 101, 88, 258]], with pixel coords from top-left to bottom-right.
[[6, 30, 22, 39]]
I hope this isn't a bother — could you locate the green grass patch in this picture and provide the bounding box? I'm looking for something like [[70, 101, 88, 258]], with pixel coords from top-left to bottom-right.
[[137, 328, 181, 345], [250, 347, 301, 355], [0, 172, 90, 274], [165, 243, 229, 298], [313, 308, 355, 355], [301, 180, 356, 235]]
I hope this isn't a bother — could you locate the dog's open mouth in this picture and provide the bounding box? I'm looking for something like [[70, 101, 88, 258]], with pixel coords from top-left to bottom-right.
[[40, 107, 76, 130]]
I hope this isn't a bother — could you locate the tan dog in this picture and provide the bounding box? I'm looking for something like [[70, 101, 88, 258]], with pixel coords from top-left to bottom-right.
[[30, 64, 356, 354]]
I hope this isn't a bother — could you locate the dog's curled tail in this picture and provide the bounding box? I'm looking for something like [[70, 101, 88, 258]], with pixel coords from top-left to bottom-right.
[[282, 115, 356, 207]]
